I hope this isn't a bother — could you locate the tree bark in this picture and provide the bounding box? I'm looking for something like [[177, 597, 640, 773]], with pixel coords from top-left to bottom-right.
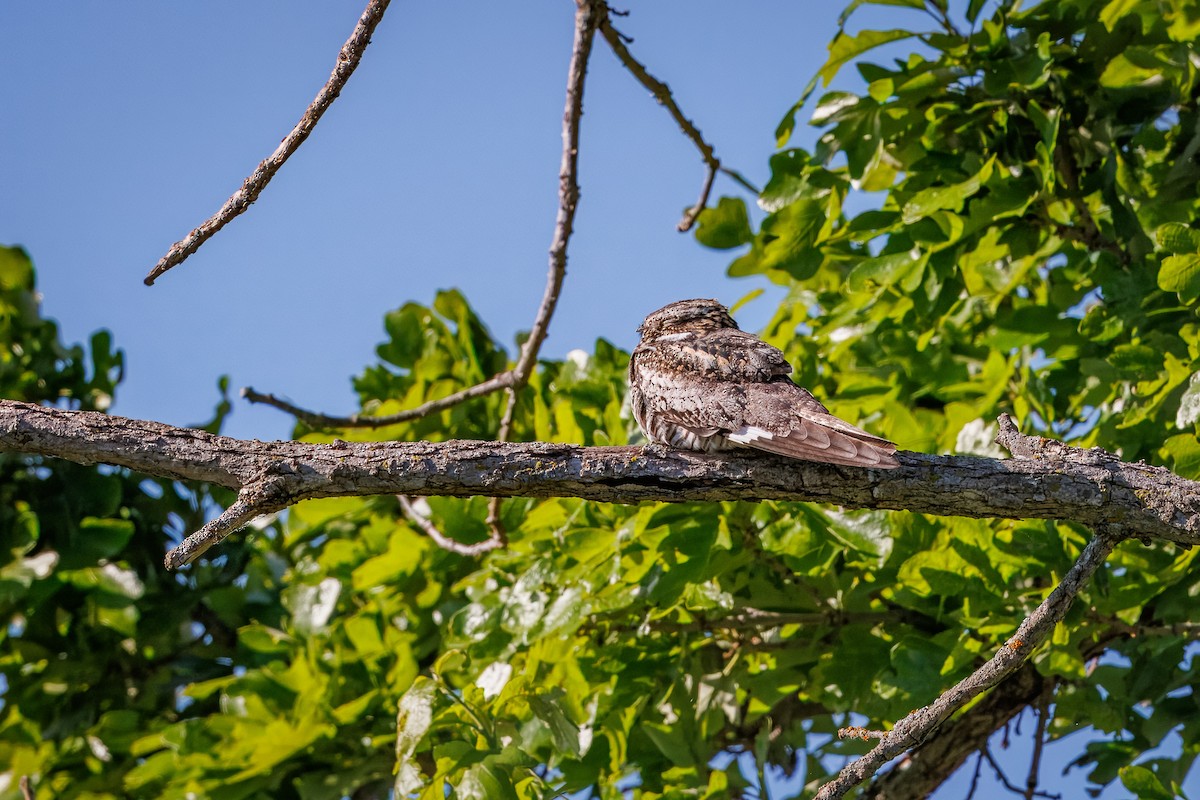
[[862, 664, 1045, 800], [2, 400, 1198, 547]]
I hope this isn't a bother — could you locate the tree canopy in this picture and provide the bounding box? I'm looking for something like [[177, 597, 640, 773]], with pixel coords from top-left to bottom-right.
[[4, 0, 1200, 798]]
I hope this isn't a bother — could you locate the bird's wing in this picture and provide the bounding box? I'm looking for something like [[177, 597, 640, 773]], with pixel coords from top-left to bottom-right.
[[726, 381, 899, 468]]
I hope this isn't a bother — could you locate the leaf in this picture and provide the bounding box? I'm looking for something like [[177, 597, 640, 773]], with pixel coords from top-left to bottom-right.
[[1119, 765, 1174, 800], [1162, 434, 1200, 479], [818, 30, 918, 87], [394, 678, 437, 795], [694, 197, 752, 250], [902, 156, 994, 224], [283, 578, 341, 635], [529, 691, 584, 757], [1100, 0, 1143, 30], [760, 199, 826, 274], [1176, 373, 1200, 429], [847, 249, 926, 293], [836, 0, 924, 28], [1159, 254, 1200, 302], [1156, 222, 1200, 254]]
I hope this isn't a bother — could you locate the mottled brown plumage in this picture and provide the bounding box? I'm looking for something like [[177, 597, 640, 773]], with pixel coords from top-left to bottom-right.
[[629, 298, 899, 468]]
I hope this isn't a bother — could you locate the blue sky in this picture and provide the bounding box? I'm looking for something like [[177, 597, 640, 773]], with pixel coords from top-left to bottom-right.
[[2, 2, 1190, 798], [2, 1, 832, 442]]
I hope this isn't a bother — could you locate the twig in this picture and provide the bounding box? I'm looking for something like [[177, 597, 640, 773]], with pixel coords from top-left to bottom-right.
[[839, 726, 888, 741], [965, 752, 985, 800], [144, 0, 392, 285], [599, 609, 897, 635], [1024, 689, 1052, 800], [20, 776, 33, 800], [167, 487, 287, 569], [241, 378, 512, 429], [813, 529, 1121, 800], [397, 495, 503, 556], [983, 746, 1061, 800], [596, 4, 736, 231]]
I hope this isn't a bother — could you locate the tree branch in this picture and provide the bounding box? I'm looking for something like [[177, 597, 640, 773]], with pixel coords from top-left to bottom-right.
[[862, 664, 1046, 800], [596, 5, 743, 231], [2, 401, 1197, 568], [814, 529, 1120, 800], [144, 0, 392, 285]]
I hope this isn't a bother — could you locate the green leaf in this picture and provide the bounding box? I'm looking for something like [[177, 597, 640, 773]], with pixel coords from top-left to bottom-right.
[[0, 245, 34, 290], [836, 0, 924, 28], [694, 197, 752, 250], [1119, 765, 1174, 800], [1160, 254, 1200, 302], [847, 249, 926, 293], [1176, 373, 1200, 429], [1156, 222, 1200, 254], [759, 199, 826, 275], [902, 156, 994, 224], [818, 30, 918, 86], [1100, 0, 1143, 30], [1163, 434, 1200, 478], [394, 678, 437, 794]]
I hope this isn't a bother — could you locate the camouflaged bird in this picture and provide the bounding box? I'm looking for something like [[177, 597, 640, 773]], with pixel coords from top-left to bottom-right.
[[629, 298, 899, 469]]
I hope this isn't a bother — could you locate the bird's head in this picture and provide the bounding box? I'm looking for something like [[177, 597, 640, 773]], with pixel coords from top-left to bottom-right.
[[637, 298, 738, 340]]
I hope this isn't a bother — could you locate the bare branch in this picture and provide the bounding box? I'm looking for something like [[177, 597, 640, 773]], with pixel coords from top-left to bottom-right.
[[144, 0, 392, 285], [241, 377, 512, 429], [863, 664, 1047, 800], [596, 5, 730, 231], [397, 495, 504, 556], [982, 747, 1061, 800], [813, 530, 1120, 800], [20, 776, 33, 800], [1024, 691, 1052, 800], [168, 496, 283, 569]]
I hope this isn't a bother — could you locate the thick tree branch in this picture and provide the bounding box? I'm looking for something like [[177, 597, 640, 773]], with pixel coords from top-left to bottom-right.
[[2, 401, 1197, 568], [144, 0, 391, 285], [814, 530, 1120, 800]]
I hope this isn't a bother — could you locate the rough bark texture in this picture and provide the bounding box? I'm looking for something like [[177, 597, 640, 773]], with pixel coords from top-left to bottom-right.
[[3, 400, 1198, 546], [862, 664, 1045, 800]]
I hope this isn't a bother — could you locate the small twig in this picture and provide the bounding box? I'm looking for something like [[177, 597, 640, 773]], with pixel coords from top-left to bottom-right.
[[813, 529, 1121, 800], [922, 2, 964, 38], [679, 163, 719, 232], [397, 495, 503, 556], [839, 726, 888, 741], [241, 377, 512, 429], [965, 752, 985, 800], [20, 776, 33, 800], [144, 0, 391, 285], [166, 492, 285, 569], [1025, 688, 1052, 800], [596, 5, 730, 232], [983, 746, 1061, 800], [598, 609, 897, 635]]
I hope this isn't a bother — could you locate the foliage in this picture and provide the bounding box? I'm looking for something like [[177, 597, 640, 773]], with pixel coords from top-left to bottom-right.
[[6, 0, 1200, 798]]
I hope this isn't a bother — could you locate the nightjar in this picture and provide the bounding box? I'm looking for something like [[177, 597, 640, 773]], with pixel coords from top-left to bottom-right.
[[628, 298, 899, 469]]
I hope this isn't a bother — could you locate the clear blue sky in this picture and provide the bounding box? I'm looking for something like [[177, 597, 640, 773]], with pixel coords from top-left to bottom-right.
[[2, 2, 1189, 798]]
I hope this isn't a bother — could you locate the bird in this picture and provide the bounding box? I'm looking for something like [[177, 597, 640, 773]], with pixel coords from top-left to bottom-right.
[[628, 298, 899, 469]]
